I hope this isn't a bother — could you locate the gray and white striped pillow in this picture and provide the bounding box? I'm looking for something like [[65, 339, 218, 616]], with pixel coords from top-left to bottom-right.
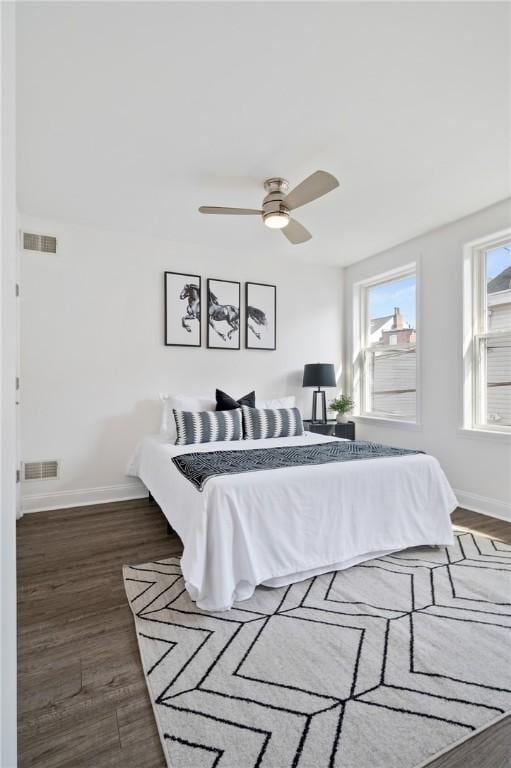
[[241, 405, 304, 440], [173, 408, 243, 446]]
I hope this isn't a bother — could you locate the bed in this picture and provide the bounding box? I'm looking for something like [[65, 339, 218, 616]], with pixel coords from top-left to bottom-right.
[[127, 431, 456, 612]]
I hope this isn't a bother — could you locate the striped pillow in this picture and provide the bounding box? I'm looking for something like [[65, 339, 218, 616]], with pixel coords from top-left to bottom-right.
[[242, 405, 304, 440], [173, 408, 243, 446]]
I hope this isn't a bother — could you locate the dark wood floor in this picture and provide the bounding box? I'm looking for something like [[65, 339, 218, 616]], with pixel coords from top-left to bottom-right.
[[17, 502, 511, 768]]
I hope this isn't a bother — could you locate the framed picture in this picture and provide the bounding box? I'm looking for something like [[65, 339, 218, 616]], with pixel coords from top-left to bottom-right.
[[245, 282, 277, 350], [207, 278, 241, 350], [164, 271, 201, 347]]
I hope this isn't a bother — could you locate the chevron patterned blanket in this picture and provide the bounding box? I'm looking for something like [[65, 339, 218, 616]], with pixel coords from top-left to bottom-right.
[[171, 440, 423, 491]]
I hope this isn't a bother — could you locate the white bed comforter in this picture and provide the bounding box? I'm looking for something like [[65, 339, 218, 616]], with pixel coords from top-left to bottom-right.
[[128, 433, 456, 611]]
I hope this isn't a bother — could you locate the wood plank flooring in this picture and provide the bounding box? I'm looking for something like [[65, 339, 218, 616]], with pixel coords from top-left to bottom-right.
[[17, 503, 511, 768]]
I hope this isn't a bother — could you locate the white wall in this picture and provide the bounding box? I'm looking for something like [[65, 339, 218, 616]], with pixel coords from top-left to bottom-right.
[[20, 217, 343, 511], [1, 2, 18, 765], [343, 198, 511, 521]]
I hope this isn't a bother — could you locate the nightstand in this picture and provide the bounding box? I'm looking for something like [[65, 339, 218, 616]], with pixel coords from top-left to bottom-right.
[[303, 419, 355, 440]]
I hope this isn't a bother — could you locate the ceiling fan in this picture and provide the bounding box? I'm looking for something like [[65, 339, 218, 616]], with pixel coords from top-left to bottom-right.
[[198, 170, 339, 244]]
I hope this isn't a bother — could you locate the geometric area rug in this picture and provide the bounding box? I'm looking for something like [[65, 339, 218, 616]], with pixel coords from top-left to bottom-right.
[[123, 532, 511, 768]]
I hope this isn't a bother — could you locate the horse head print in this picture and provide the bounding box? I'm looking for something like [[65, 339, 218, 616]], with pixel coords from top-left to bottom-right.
[[180, 283, 200, 332], [208, 285, 240, 344], [247, 306, 267, 340]]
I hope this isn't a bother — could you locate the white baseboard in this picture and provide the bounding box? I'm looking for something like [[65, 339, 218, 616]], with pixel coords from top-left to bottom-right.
[[454, 489, 511, 522], [21, 480, 148, 514]]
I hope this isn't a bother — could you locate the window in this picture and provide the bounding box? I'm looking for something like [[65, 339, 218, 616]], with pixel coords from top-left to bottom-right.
[[464, 231, 511, 432], [355, 266, 417, 422]]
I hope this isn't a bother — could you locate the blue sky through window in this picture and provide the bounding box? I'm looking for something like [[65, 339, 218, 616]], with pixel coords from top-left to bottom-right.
[[486, 244, 511, 281], [365, 246, 510, 333], [368, 275, 416, 328]]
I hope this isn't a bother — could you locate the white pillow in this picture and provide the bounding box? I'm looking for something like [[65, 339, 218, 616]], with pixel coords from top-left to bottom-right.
[[257, 395, 296, 410], [159, 394, 216, 441]]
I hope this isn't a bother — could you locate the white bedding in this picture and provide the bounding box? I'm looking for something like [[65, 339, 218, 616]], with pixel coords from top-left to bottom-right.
[[128, 433, 456, 611]]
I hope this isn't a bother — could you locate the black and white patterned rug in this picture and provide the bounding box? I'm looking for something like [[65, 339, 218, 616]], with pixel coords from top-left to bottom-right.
[[123, 531, 511, 768]]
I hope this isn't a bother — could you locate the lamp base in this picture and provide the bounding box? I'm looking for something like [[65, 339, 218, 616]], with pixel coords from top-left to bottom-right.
[[311, 389, 327, 423]]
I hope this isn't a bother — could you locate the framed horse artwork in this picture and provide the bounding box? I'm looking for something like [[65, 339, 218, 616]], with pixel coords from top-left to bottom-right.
[[245, 282, 277, 350], [164, 271, 202, 347], [207, 278, 241, 350]]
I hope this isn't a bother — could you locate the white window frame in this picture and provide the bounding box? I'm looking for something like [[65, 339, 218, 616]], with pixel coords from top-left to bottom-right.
[[353, 262, 420, 427], [462, 228, 511, 436]]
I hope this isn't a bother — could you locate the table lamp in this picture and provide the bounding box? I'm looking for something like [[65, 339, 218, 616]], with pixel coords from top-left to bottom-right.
[[302, 363, 336, 423]]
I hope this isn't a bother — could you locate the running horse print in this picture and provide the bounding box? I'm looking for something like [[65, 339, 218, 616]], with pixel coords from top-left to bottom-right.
[[180, 283, 200, 332], [208, 290, 239, 341], [207, 279, 241, 349], [245, 282, 276, 350]]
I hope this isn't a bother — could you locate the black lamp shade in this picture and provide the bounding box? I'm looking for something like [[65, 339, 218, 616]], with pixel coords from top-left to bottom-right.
[[302, 363, 336, 388]]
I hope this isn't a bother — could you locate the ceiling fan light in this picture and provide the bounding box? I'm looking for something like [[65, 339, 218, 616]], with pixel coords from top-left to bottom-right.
[[264, 211, 290, 229]]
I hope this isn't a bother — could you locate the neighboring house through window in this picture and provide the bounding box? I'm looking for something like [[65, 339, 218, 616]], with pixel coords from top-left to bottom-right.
[[463, 231, 511, 432], [354, 265, 418, 423]]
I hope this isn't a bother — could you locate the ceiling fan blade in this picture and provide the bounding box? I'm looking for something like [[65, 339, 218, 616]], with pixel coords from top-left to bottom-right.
[[199, 206, 261, 215], [283, 170, 339, 211], [281, 218, 312, 245]]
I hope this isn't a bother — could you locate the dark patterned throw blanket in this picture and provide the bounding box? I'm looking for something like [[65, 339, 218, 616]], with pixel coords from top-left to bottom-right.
[[172, 440, 423, 491]]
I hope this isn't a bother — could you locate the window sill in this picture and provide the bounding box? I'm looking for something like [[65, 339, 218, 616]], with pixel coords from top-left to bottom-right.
[[354, 415, 423, 431], [457, 427, 511, 442]]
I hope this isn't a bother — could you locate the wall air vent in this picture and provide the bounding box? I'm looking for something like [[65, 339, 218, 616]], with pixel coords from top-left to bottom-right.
[[23, 460, 59, 481], [22, 232, 57, 254]]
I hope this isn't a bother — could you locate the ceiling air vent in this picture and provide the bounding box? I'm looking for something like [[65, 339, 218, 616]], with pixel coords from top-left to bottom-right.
[[22, 232, 57, 254], [23, 460, 59, 481]]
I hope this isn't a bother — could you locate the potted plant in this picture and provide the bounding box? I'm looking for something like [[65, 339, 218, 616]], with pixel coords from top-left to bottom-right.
[[329, 394, 354, 424]]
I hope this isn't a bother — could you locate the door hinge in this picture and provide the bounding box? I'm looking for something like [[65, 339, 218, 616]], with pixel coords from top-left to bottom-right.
[[16, 469, 21, 483], [16, 376, 20, 391], [16, 283, 19, 297]]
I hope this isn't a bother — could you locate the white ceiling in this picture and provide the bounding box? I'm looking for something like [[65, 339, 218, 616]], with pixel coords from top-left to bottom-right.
[[16, 1, 510, 266]]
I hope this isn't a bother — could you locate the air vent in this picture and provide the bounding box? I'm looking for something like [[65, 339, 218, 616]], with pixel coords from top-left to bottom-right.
[[23, 460, 59, 481], [22, 232, 57, 253]]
